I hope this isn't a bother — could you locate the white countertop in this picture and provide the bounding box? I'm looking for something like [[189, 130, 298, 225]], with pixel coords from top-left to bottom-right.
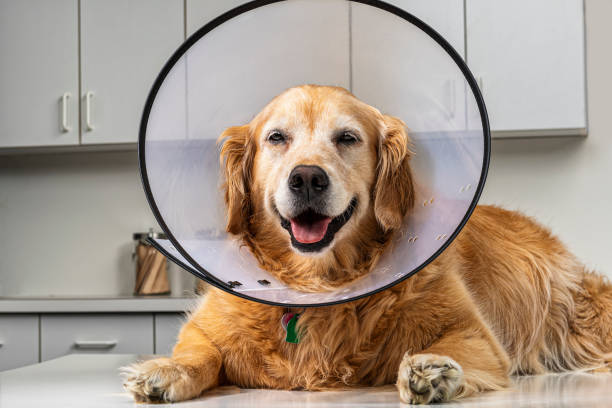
[[2, 354, 612, 407], [0, 296, 197, 313]]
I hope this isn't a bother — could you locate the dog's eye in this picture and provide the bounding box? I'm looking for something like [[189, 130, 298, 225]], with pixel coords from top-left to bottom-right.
[[335, 132, 359, 145], [267, 131, 286, 144]]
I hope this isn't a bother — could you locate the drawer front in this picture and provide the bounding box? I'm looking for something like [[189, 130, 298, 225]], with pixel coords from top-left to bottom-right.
[[0, 314, 39, 371], [154, 313, 185, 355], [41, 314, 153, 361]]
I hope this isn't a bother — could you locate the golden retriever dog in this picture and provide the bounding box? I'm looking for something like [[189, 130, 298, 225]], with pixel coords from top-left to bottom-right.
[[124, 85, 612, 404]]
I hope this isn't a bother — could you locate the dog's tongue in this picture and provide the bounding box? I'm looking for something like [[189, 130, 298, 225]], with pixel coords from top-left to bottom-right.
[[290, 217, 332, 244]]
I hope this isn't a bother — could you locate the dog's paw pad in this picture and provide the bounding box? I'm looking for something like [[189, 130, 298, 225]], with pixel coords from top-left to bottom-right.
[[121, 358, 201, 403], [397, 353, 463, 404]]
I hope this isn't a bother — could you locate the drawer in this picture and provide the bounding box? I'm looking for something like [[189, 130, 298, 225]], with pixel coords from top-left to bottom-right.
[[41, 314, 153, 361], [154, 313, 185, 355], [0, 314, 39, 371]]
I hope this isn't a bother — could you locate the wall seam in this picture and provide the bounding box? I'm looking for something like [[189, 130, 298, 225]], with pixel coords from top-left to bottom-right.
[[152, 313, 157, 353], [77, 0, 82, 144], [38, 314, 42, 362], [348, 2, 353, 93], [463, 0, 468, 63], [582, 0, 589, 135]]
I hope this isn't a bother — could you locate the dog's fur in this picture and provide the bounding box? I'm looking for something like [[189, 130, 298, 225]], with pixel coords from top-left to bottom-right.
[[124, 85, 612, 404]]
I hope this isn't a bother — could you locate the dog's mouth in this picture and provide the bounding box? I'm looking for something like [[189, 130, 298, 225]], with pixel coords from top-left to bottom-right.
[[290, 211, 331, 244], [278, 198, 358, 252]]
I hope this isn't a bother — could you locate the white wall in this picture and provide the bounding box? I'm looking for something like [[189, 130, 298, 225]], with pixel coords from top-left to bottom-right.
[[0, 151, 195, 297], [480, 0, 612, 276]]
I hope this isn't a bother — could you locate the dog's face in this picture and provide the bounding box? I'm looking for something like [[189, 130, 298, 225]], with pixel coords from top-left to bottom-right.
[[255, 87, 377, 254], [220, 85, 414, 269]]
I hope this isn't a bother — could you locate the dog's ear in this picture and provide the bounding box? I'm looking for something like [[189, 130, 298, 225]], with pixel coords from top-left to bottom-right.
[[218, 125, 256, 236], [373, 114, 415, 232]]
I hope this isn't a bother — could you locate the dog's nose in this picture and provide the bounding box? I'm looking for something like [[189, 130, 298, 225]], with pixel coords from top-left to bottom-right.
[[288, 165, 329, 200]]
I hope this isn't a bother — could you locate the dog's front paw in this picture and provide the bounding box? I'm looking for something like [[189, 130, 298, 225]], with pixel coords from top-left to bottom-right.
[[121, 357, 205, 403], [397, 353, 463, 404]]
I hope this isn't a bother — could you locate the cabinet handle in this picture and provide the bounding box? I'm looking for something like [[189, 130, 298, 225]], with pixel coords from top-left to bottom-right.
[[61, 92, 71, 132], [447, 79, 456, 119], [476, 76, 485, 95], [85, 91, 94, 131], [74, 340, 117, 350]]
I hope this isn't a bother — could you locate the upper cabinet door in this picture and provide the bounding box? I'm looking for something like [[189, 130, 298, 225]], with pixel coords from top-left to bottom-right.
[[80, 0, 184, 144], [187, 0, 465, 56], [383, 0, 465, 57], [467, 0, 586, 136], [186, 0, 247, 37], [351, 1, 467, 133], [184, 0, 351, 141], [0, 0, 79, 148]]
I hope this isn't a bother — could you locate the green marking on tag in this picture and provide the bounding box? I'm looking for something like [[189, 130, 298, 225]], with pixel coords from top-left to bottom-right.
[[285, 313, 300, 343]]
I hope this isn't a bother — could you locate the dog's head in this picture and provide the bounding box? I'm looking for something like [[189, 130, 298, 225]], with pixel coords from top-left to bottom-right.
[[219, 85, 414, 287]]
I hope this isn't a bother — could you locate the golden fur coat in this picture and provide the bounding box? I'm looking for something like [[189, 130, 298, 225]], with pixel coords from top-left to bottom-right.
[[124, 86, 612, 404]]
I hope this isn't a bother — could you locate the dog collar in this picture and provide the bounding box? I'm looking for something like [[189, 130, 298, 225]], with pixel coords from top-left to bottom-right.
[[281, 312, 301, 344]]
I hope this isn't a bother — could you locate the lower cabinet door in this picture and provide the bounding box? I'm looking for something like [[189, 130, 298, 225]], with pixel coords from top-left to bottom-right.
[[154, 313, 185, 355], [40, 314, 153, 361], [0, 314, 39, 371]]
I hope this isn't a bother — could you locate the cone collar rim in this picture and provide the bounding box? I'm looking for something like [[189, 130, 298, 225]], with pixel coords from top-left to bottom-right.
[[138, 0, 491, 307]]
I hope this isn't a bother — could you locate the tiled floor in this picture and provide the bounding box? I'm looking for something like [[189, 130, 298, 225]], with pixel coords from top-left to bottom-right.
[[2, 354, 612, 407]]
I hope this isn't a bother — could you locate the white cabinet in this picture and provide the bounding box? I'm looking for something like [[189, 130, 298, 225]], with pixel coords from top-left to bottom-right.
[[466, 0, 586, 136], [184, 0, 351, 141], [187, 0, 246, 37], [382, 0, 465, 56], [1, 310, 189, 370], [0, 315, 39, 371], [351, 1, 467, 133], [154, 313, 184, 355], [0, 0, 79, 148], [40, 314, 153, 361], [188, 0, 464, 55], [80, 0, 184, 144], [0, 0, 590, 148], [0, 0, 183, 149]]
